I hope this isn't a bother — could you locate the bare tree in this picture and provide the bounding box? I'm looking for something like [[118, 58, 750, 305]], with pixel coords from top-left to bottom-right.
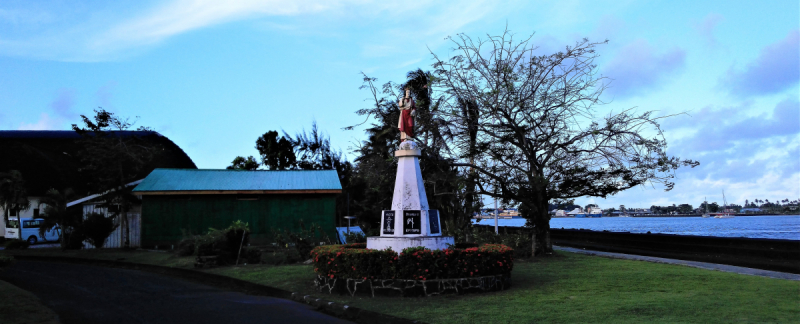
[[431, 28, 698, 253]]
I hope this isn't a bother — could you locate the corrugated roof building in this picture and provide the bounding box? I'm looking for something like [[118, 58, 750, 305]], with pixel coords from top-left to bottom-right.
[[133, 169, 341, 246]]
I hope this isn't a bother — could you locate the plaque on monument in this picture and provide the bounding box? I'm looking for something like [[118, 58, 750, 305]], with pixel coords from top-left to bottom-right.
[[403, 210, 421, 234], [429, 210, 440, 234], [383, 210, 395, 235]]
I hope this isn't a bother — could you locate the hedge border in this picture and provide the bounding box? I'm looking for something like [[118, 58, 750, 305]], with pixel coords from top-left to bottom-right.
[[310, 243, 515, 296]]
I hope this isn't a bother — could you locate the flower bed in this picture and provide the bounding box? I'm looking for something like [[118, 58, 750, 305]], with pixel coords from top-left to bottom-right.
[[310, 243, 514, 296]]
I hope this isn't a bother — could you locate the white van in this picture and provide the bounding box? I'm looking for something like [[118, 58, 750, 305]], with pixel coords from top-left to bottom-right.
[[5, 218, 60, 245]]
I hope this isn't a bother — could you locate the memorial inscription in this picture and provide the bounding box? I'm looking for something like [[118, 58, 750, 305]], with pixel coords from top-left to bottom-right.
[[429, 210, 440, 234], [383, 211, 395, 235], [403, 210, 421, 234]]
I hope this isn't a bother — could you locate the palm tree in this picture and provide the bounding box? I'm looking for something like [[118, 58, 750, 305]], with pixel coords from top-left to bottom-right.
[[38, 188, 81, 250], [0, 170, 30, 239]]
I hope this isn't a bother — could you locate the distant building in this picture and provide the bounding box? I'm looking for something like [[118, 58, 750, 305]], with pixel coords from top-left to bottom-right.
[[67, 179, 144, 248], [1, 130, 196, 239], [740, 207, 762, 214], [132, 169, 342, 247]]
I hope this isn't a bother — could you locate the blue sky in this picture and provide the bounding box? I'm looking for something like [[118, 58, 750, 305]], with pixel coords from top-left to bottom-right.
[[1, 0, 798, 209]]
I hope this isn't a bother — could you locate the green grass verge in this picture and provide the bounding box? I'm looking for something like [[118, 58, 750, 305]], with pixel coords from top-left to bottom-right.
[[0, 278, 60, 324], [4, 248, 799, 323]]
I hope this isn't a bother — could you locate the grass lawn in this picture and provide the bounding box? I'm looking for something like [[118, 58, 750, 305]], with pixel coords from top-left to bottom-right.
[[4, 248, 799, 323], [0, 277, 60, 324]]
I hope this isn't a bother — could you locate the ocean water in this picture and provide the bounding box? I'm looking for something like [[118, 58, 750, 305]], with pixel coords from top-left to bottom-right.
[[472, 215, 800, 241]]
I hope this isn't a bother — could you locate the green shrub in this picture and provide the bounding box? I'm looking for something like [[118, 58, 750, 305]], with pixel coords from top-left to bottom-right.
[[272, 220, 333, 259], [4, 239, 30, 250], [312, 243, 396, 280], [195, 220, 253, 265], [176, 237, 196, 256], [396, 244, 514, 280], [64, 226, 85, 250], [344, 231, 366, 243], [469, 227, 533, 257], [240, 247, 262, 264], [82, 212, 116, 249], [310, 243, 514, 280]]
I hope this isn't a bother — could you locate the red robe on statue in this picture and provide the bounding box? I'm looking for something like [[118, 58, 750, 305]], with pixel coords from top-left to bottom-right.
[[399, 97, 416, 138]]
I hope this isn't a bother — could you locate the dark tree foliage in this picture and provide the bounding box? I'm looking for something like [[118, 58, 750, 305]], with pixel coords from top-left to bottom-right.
[[38, 188, 83, 250], [678, 204, 693, 214], [226, 156, 260, 170], [255, 131, 296, 170], [286, 122, 349, 171], [231, 125, 354, 221], [431, 28, 699, 253], [0, 170, 30, 234], [700, 202, 720, 213], [284, 123, 354, 220], [82, 212, 116, 249], [72, 108, 158, 248], [348, 71, 473, 231]]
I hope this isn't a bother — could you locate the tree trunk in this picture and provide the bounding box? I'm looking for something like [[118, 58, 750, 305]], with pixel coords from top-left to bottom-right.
[[533, 213, 552, 255], [122, 209, 129, 248], [528, 183, 553, 255]]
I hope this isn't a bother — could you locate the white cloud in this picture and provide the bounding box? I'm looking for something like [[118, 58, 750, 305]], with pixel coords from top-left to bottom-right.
[[91, 0, 346, 52], [0, 0, 507, 62], [17, 113, 63, 130]]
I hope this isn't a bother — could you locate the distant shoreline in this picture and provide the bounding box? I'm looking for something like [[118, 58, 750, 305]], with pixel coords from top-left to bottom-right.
[[474, 214, 798, 219]]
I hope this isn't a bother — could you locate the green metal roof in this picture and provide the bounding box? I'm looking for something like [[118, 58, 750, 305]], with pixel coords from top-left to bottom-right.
[[132, 169, 342, 193]]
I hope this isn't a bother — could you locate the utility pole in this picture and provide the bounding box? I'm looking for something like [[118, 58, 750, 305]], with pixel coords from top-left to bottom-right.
[[494, 196, 498, 234]]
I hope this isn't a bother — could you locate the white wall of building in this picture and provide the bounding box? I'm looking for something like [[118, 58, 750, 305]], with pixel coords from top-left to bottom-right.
[[1, 197, 43, 239], [81, 203, 141, 248]]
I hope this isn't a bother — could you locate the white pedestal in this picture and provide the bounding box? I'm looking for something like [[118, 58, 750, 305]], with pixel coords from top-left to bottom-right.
[[366, 140, 454, 252], [367, 236, 454, 252]]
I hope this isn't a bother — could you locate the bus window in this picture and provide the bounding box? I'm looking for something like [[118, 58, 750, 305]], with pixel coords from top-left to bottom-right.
[[7, 220, 19, 228], [22, 220, 42, 228]]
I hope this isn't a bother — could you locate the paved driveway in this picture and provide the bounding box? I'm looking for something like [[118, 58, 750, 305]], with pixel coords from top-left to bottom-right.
[[0, 261, 353, 324]]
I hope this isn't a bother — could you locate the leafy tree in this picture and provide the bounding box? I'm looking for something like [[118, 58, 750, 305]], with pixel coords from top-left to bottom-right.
[[72, 108, 158, 248], [351, 71, 470, 231], [0, 170, 30, 239], [677, 204, 693, 214], [255, 131, 296, 170], [284, 122, 354, 220], [430, 28, 698, 253], [286, 122, 349, 171], [226, 156, 260, 170], [38, 188, 82, 250], [708, 202, 719, 212]]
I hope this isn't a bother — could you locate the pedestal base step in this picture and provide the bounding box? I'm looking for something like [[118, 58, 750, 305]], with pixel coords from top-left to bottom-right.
[[367, 236, 455, 252]]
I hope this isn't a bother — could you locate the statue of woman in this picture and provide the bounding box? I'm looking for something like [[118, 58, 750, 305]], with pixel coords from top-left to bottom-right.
[[397, 87, 416, 141]]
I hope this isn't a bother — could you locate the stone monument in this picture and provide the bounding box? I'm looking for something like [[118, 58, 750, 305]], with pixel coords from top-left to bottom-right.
[[366, 88, 455, 252]]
